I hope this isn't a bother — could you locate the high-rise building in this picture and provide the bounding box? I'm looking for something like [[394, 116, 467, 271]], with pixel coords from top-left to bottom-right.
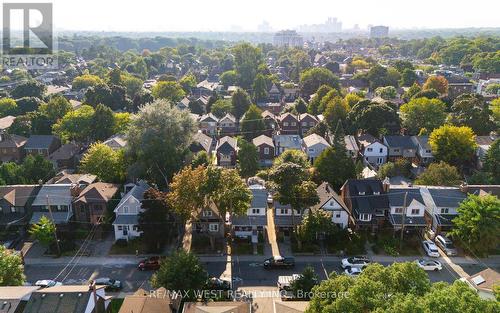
[[273, 30, 303, 47], [370, 25, 389, 38]]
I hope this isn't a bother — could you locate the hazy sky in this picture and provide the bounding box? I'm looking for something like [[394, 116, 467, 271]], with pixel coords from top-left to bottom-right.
[[35, 0, 500, 31]]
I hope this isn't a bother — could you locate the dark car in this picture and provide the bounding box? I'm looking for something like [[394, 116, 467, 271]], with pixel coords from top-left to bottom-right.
[[94, 277, 122, 291], [263, 256, 295, 269], [138, 256, 161, 271], [206, 277, 231, 290]]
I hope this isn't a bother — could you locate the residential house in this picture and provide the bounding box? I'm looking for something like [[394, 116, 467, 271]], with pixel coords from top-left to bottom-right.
[[48, 143, 79, 169], [176, 97, 190, 110], [411, 136, 434, 165], [0, 115, 16, 134], [24, 135, 61, 157], [283, 85, 300, 102], [357, 134, 387, 167], [475, 134, 497, 169], [193, 202, 225, 237], [118, 288, 181, 313], [273, 301, 309, 313], [218, 113, 237, 136], [310, 182, 351, 229], [252, 135, 275, 167], [232, 184, 267, 238], [73, 183, 120, 225], [0, 286, 40, 313], [344, 135, 359, 159], [274, 200, 301, 235], [183, 301, 250, 313], [298, 113, 318, 136], [461, 268, 500, 300], [302, 134, 330, 163], [420, 187, 466, 234], [261, 110, 278, 136], [191, 131, 214, 155], [460, 183, 500, 198], [215, 136, 237, 167], [195, 80, 220, 97], [268, 83, 282, 102], [113, 181, 150, 241], [387, 186, 427, 232], [0, 134, 27, 162], [30, 184, 74, 226], [0, 185, 39, 230], [46, 173, 97, 186], [273, 134, 302, 156], [340, 179, 390, 231], [199, 113, 219, 136], [383, 136, 417, 161], [447, 75, 475, 99], [22, 284, 110, 313], [103, 134, 127, 151], [277, 113, 300, 135]]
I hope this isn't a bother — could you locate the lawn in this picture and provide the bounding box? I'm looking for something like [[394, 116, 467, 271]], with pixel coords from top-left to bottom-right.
[[191, 235, 225, 254], [231, 237, 264, 255], [326, 230, 367, 255], [108, 298, 124, 313], [371, 230, 421, 256], [109, 238, 149, 255]]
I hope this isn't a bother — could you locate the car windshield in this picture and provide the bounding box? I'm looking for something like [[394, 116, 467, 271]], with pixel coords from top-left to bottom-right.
[[444, 242, 455, 249]]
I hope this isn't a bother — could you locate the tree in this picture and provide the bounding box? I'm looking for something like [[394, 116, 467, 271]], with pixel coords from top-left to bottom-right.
[[344, 93, 362, 108], [191, 151, 210, 168], [377, 159, 411, 178], [231, 88, 252, 119], [220, 70, 238, 86], [21, 155, 55, 183], [16, 97, 42, 114], [151, 250, 207, 299], [423, 75, 449, 95], [138, 188, 174, 252], [0, 162, 24, 185], [240, 104, 265, 140], [291, 266, 319, 299], [403, 83, 422, 100], [314, 123, 355, 190], [72, 74, 103, 90], [450, 194, 500, 256], [39, 95, 72, 122], [210, 99, 233, 118], [53, 105, 95, 143], [297, 210, 338, 245], [415, 161, 461, 186], [308, 85, 333, 115], [253, 73, 268, 102], [151, 81, 186, 102], [0, 245, 25, 286], [168, 165, 207, 221], [126, 100, 196, 187], [274, 150, 310, 169], [238, 139, 259, 177], [79, 143, 126, 183], [364, 64, 399, 89], [300, 67, 340, 96], [347, 101, 400, 137], [429, 125, 476, 167], [0, 98, 18, 117], [93, 104, 116, 141], [448, 93, 494, 135], [232, 43, 263, 89], [179, 74, 197, 94], [11, 80, 46, 99], [294, 98, 308, 114], [400, 68, 418, 87], [29, 216, 56, 248], [491, 98, 500, 128], [113, 112, 131, 134], [483, 139, 500, 184], [400, 97, 447, 135], [324, 96, 349, 131], [375, 86, 397, 100], [122, 75, 144, 97]]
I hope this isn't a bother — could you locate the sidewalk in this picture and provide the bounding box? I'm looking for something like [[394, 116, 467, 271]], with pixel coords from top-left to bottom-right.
[[266, 208, 280, 256]]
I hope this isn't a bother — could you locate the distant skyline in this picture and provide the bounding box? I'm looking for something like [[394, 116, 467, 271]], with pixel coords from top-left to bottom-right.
[[43, 0, 500, 32]]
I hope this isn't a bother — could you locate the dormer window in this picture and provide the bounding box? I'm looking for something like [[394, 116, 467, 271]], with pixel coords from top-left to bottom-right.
[[358, 192, 365, 195], [203, 210, 213, 217]]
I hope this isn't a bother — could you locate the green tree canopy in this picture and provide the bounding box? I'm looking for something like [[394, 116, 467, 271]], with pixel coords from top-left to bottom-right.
[[237, 138, 259, 178], [429, 125, 476, 167], [79, 143, 126, 183], [415, 161, 461, 186], [231, 88, 252, 119], [300, 67, 340, 96], [151, 81, 186, 102], [0, 245, 25, 286], [29, 216, 56, 248], [400, 97, 447, 135]]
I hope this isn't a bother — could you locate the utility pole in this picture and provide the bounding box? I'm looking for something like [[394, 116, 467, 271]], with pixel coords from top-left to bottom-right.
[[46, 195, 61, 256], [399, 192, 408, 251]]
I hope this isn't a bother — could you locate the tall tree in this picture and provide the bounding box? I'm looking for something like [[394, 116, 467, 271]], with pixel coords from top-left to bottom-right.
[[11, 80, 46, 99], [21, 155, 55, 184], [231, 88, 252, 119], [0, 245, 25, 286], [274, 150, 310, 169], [237, 139, 259, 178], [291, 266, 319, 299], [93, 104, 116, 141], [415, 161, 461, 186], [151, 81, 186, 102], [53, 105, 95, 143], [483, 139, 500, 184], [429, 125, 476, 167], [240, 104, 265, 139], [232, 43, 263, 89], [79, 143, 126, 183], [300, 67, 340, 96], [29, 216, 56, 249], [324, 97, 349, 131], [399, 97, 447, 135], [448, 93, 495, 135], [252, 73, 268, 102], [168, 165, 208, 222], [423, 75, 449, 95]]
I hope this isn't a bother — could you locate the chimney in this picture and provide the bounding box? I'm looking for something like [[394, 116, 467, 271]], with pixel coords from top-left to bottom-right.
[[382, 177, 391, 193], [460, 182, 468, 193]]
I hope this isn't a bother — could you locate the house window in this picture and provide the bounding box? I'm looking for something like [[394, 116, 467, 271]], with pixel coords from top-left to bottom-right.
[[440, 208, 449, 214], [359, 214, 371, 221], [117, 226, 123, 231], [308, 148, 314, 152], [373, 191, 380, 195], [279, 208, 288, 215], [123, 206, 129, 213], [264, 147, 269, 155], [283, 122, 289, 126], [209, 223, 219, 232], [379, 148, 383, 153], [377, 157, 384, 164], [252, 208, 260, 214], [425, 150, 432, 153], [291, 122, 296, 126], [335, 213, 341, 219], [411, 209, 420, 215], [395, 207, 403, 214], [358, 192, 365, 195], [203, 210, 213, 217], [133, 225, 139, 231], [10, 207, 16, 213], [394, 149, 400, 153], [302, 122, 307, 126], [367, 148, 373, 152]]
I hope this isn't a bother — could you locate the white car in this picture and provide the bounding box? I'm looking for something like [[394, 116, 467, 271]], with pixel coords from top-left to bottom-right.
[[422, 240, 440, 257], [35, 280, 62, 288], [344, 267, 362, 277], [416, 259, 442, 271], [341, 256, 371, 269]]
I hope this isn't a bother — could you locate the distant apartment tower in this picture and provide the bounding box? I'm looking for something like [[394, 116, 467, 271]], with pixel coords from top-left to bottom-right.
[[273, 30, 303, 47], [370, 25, 389, 38]]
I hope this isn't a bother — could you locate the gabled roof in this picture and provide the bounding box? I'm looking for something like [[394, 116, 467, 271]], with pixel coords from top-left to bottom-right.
[[103, 134, 127, 149], [24, 135, 59, 150], [465, 185, 500, 197], [0, 134, 27, 149], [199, 113, 219, 123], [249, 184, 267, 209], [261, 110, 276, 120], [48, 143, 79, 161], [311, 182, 348, 212], [278, 112, 298, 122], [344, 135, 359, 152], [193, 131, 213, 153], [357, 134, 381, 147], [216, 136, 237, 150], [475, 135, 497, 148], [302, 134, 330, 148], [0, 185, 38, 207], [75, 183, 120, 204], [0, 115, 16, 130], [343, 179, 389, 215], [427, 187, 466, 208], [384, 136, 417, 149], [219, 113, 236, 123], [48, 173, 97, 185], [465, 268, 500, 293], [31, 184, 73, 206], [411, 136, 431, 150], [252, 135, 274, 147], [115, 181, 150, 212], [298, 113, 318, 122], [388, 188, 424, 207]]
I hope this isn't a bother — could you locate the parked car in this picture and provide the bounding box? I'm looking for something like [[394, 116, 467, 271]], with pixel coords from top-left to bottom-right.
[[415, 259, 442, 271], [434, 235, 457, 256], [138, 256, 161, 271], [422, 240, 440, 257], [94, 277, 122, 291], [263, 256, 295, 269], [344, 267, 362, 277], [35, 280, 62, 288], [267, 193, 273, 204], [341, 256, 371, 269], [277, 274, 301, 290], [206, 277, 231, 290]]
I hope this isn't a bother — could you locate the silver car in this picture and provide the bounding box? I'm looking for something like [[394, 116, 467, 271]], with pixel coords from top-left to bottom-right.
[[435, 235, 457, 256]]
